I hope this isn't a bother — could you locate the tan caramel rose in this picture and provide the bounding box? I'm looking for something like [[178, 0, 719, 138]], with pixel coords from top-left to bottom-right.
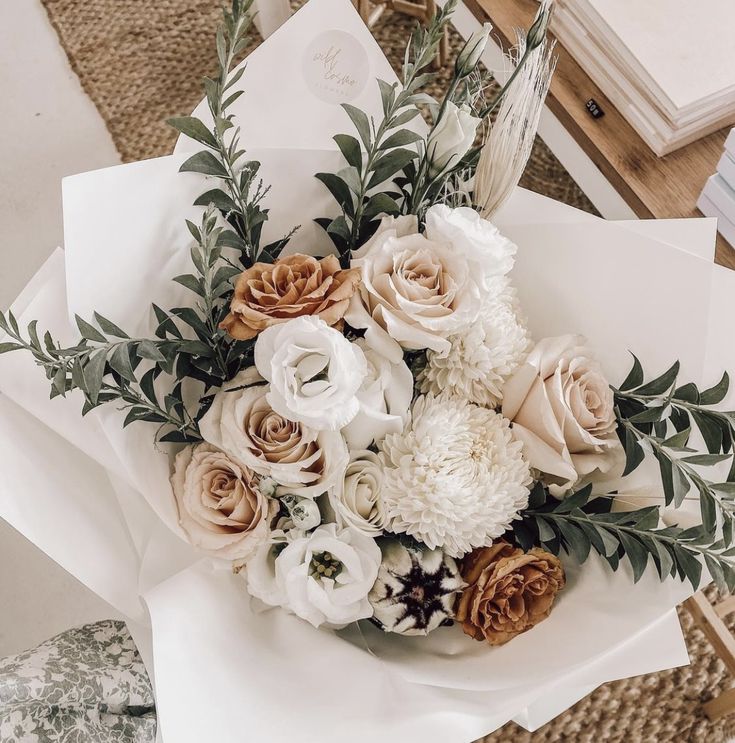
[[455, 541, 565, 646], [220, 253, 360, 340]]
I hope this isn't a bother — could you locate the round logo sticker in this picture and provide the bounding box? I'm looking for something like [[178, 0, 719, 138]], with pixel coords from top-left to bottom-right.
[[303, 30, 370, 105]]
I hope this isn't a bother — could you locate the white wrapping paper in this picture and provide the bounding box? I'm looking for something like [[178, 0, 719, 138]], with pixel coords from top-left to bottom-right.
[[0, 0, 727, 738]]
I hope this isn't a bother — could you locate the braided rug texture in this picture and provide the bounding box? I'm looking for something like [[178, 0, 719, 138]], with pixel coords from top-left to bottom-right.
[[39, 0, 734, 740]]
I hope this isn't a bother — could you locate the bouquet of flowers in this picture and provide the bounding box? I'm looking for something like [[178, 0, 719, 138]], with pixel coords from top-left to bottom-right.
[[2, 0, 735, 739]]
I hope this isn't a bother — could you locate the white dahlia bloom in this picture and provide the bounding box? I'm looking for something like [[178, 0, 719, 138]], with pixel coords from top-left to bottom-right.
[[419, 278, 531, 408], [380, 394, 532, 557]]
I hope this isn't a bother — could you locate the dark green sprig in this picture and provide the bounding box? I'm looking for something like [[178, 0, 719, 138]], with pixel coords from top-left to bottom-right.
[[0, 309, 201, 442], [168, 0, 271, 265], [315, 0, 456, 259], [0, 205, 253, 442], [613, 356, 735, 540], [514, 483, 735, 592]]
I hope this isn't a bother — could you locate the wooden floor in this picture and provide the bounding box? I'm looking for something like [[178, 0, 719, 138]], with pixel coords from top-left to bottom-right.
[[466, 0, 735, 270]]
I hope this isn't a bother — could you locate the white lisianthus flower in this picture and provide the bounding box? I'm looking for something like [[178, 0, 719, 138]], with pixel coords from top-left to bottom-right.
[[199, 369, 348, 498], [426, 102, 481, 176], [342, 338, 413, 449], [254, 316, 368, 431], [419, 278, 531, 408], [329, 449, 387, 536], [380, 394, 532, 557], [425, 204, 517, 286], [246, 523, 381, 629], [346, 226, 483, 362]]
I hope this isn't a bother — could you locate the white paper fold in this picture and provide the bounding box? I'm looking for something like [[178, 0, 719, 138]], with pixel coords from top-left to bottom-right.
[[0, 0, 729, 737]]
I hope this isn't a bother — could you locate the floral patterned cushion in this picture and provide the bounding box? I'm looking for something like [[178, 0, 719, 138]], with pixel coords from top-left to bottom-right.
[[0, 620, 155, 743]]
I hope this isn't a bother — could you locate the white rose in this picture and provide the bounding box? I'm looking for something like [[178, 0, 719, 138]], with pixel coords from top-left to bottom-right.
[[426, 102, 481, 176], [170, 443, 272, 561], [329, 449, 387, 536], [346, 226, 482, 362], [246, 523, 381, 628], [254, 316, 368, 431], [502, 335, 623, 496], [342, 338, 413, 449], [425, 204, 517, 285], [200, 368, 348, 498]]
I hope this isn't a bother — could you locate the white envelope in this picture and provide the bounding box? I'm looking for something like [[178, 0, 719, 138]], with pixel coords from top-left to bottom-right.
[[174, 0, 423, 153]]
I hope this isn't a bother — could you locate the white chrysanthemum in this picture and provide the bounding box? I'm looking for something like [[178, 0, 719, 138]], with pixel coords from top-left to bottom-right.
[[380, 394, 531, 557], [419, 278, 530, 407]]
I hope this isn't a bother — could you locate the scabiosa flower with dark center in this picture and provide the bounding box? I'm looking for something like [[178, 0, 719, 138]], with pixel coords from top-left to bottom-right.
[[369, 539, 464, 636]]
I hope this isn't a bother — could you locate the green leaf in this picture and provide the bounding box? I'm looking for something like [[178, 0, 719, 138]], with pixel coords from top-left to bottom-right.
[[341, 104, 372, 149], [672, 545, 702, 588], [662, 427, 692, 448], [0, 342, 23, 354], [217, 229, 249, 253], [636, 361, 680, 396], [618, 532, 652, 582], [699, 487, 718, 535], [379, 129, 423, 150], [681, 453, 731, 466], [337, 166, 363, 197], [536, 517, 557, 544], [108, 344, 136, 383], [137, 340, 166, 363], [658, 454, 690, 507], [314, 173, 354, 215], [83, 350, 108, 405], [619, 354, 644, 391], [692, 410, 724, 454], [700, 372, 730, 406], [173, 274, 205, 297], [390, 108, 421, 128], [377, 78, 396, 116], [628, 406, 667, 424], [326, 215, 351, 243], [367, 148, 418, 189], [648, 538, 675, 580], [364, 193, 401, 219], [580, 522, 619, 557], [75, 315, 107, 343], [622, 426, 645, 476], [193, 188, 239, 212], [528, 482, 546, 509], [674, 382, 699, 404], [179, 151, 230, 179], [557, 520, 591, 564], [93, 313, 129, 339], [705, 554, 727, 593], [551, 485, 593, 514], [140, 368, 158, 404], [167, 117, 218, 148], [159, 429, 197, 444], [333, 134, 363, 170]]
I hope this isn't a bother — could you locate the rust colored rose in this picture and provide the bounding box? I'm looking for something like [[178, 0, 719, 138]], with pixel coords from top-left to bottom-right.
[[220, 253, 360, 340], [455, 541, 565, 646]]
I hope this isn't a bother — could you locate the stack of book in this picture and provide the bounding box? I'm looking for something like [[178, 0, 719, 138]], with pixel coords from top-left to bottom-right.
[[551, 0, 735, 156], [698, 129, 735, 248]]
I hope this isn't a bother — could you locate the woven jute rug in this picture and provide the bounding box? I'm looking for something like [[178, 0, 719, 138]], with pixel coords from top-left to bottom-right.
[[39, 0, 735, 740]]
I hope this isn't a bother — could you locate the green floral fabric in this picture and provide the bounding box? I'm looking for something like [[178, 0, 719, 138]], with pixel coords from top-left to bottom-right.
[[0, 620, 156, 743]]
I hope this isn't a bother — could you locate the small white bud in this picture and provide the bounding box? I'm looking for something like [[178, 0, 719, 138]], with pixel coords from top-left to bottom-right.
[[456, 23, 492, 77]]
